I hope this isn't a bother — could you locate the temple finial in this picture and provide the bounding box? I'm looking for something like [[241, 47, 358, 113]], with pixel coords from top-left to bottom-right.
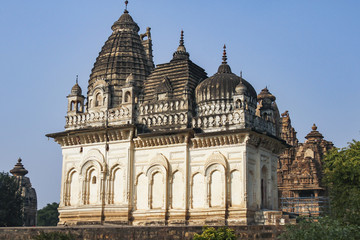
[[76, 75, 78, 84], [240, 71, 243, 78], [222, 44, 227, 64], [124, 0, 129, 13], [180, 30, 184, 46]]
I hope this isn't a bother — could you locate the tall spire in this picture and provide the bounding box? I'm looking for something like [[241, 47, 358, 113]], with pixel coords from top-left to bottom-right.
[[124, 0, 129, 13], [172, 30, 189, 61], [217, 44, 232, 73], [76, 75, 78, 84], [222, 44, 227, 64], [179, 30, 184, 46]]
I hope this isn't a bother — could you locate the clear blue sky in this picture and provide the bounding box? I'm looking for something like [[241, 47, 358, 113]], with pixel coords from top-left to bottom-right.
[[1, 0, 359, 209]]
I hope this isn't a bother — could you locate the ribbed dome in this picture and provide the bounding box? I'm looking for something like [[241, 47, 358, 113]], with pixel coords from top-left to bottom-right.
[[235, 78, 248, 95], [196, 46, 256, 104], [87, 9, 152, 107], [112, 10, 140, 32], [257, 87, 276, 102], [70, 83, 82, 96]]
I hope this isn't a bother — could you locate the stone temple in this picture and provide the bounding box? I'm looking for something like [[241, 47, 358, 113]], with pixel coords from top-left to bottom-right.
[[47, 4, 290, 226], [10, 158, 37, 226]]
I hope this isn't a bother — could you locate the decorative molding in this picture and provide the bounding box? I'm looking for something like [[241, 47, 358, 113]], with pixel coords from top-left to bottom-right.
[[133, 133, 189, 148], [54, 128, 132, 147], [191, 133, 246, 149]]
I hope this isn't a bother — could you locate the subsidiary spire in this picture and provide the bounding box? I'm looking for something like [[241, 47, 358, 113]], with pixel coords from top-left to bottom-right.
[[172, 30, 189, 61], [179, 30, 184, 46], [222, 44, 227, 64], [124, 0, 129, 13], [217, 44, 232, 73]]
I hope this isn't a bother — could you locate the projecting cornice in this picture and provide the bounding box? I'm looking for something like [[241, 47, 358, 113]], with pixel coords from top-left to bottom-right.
[[192, 128, 287, 154], [46, 125, 135, 147], [133, 129, 193, 148]]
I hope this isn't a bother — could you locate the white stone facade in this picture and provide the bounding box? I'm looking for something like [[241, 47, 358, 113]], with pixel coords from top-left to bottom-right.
[[48, 6, 286, 226], [53, 128, 282, 225]]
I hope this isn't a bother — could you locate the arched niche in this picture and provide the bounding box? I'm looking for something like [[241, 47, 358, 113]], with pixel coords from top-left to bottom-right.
[[79, 150, 105, 205], [204, 152, 228, 208], [135, 173, 148, 210], [64, 168, 80, 207], [191, 172, 205, 209], [146, 154, 169, 210], [171, 170, 184, 209], [261, 166, 269, 209], [204, 152, 228, 171], [109, 164, 126, 204], [230, 169, 242, 207]]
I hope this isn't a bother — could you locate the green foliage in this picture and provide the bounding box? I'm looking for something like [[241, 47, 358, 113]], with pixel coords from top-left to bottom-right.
[[37, 202, 59, 226], [32, 231, 75, 240], [279, 217, 360, 240], [322, 140, 360, 225], [0, 172, 23, 227], [193, 226, 236, 240]]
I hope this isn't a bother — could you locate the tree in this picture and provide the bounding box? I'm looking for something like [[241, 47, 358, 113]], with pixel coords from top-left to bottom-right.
[[193, 226, 236, 240], [0, 172, 23, 226], [322, 140, 360, 225], [37, 202, 59, 226]]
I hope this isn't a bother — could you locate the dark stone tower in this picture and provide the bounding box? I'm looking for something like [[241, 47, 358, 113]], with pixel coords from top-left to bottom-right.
[[10, 158, 37, 226]]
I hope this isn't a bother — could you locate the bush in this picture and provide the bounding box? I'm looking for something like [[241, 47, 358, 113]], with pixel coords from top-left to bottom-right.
[[193, 226, 236, 240], [279, 217, 360, 240], [32, 231, 75, 240]]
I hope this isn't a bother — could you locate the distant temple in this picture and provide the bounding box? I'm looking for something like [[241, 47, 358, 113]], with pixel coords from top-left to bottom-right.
[[10, 158, 37, 226], [278, 111, 333, 216], [47, 1, 289, 226]]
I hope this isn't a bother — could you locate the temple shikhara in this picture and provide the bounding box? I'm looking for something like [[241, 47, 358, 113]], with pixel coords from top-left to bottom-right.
[[47, 2, 332, 225], [278, 113, 333, 216], [10, 158, 37, 226]]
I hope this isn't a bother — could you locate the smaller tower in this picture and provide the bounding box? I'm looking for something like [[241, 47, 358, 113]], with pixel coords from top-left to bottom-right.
[[10, 158, 37, 226], [67, 76, 85, 115], [256, 87, 277, 122], [121, 73, 138, 124], [233, 72, 256, 114]]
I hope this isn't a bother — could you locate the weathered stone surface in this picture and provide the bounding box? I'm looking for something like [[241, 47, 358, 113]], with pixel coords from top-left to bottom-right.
[[10, 158, 37, 226], [278, 111, 333, 215]]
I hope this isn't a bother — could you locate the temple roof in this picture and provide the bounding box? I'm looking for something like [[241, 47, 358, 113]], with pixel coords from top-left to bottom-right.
[[305, 124, 324, 140], [87, 8, 152, 106], [142, 31, 207, 102], [196, 45, 257, 104], [10, 158, 28, 177]]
